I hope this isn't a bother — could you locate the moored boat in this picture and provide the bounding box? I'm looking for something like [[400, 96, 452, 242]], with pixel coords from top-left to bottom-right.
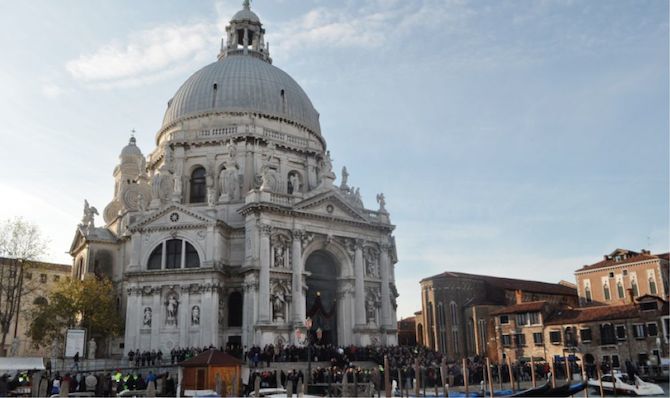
[[587, 371, 664, 396]]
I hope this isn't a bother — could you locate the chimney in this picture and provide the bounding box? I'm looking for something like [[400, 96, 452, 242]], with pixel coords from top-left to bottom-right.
[[627, 288, 635, 304], [515, 289, 523, 304]]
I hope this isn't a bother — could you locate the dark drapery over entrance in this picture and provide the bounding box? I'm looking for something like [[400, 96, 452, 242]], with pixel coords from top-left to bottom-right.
[[305, 250, 338, 345]]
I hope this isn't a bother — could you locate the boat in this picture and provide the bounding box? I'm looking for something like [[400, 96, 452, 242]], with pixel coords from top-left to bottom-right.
[[509, 382, 551, 397], [587, 371, 665, 396], [536, 381, 587, 397]]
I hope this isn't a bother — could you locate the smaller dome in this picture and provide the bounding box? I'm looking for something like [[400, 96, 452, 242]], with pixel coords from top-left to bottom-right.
[[232, 8, 259, 23], [120, 136, 142, 158]]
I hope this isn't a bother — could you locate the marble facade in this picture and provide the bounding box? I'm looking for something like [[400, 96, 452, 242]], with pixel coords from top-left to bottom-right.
[[69, 3, 398, 356]]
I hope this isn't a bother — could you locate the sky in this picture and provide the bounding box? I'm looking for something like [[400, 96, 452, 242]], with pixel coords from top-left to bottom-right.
[[0, 0, 668, 320]]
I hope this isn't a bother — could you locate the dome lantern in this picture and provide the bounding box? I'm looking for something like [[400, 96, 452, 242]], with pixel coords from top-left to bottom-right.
[[219, 0, 271, 63]]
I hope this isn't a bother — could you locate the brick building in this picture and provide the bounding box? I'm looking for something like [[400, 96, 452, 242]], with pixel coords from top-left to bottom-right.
[[417, 271, 578, 361], [543, 295, 669, 370], [397, 316, 417, 346], [491, 294, 669, 371], [574, 249, 669, 306], [0, 257, 71, 356]]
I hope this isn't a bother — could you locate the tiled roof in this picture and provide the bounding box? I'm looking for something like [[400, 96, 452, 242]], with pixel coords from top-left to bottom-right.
[[490, 301, 547, 315], [0, 257, 71, 271], [421, 271, 577, 297], [544, 304, 641, 325], [576, 251, 668, 273]]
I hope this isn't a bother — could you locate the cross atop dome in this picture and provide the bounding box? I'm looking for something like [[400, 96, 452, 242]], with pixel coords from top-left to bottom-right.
[[219, 0, 271, 63]]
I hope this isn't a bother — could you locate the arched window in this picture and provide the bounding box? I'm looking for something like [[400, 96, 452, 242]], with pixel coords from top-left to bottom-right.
[[185, 242, 199, 268], [146, 239, 200, 270], [165, 239, 181, 269], [616, 281, 625, 299], [450, 302, 459, 326], [585, 286, 592, 303], [189, 167, 207, 203], [603, 283, 611, 301], [649, 277, 657, 295], [631, 279, 638, 297], [148, 245, 162, 270], [228, 292, 243, 327]]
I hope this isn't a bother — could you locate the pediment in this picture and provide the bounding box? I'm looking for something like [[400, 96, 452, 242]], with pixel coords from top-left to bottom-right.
[[294, 191, 367, 221], [129, 204, 218, 231]]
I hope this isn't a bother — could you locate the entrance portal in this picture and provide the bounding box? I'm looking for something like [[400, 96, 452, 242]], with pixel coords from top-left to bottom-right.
[[305, 250, 338, 345]]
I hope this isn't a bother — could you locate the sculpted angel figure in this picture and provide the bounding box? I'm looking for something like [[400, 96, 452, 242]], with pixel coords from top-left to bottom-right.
[[341, 166, 349, 188], [376, 193, 386, 212], [81, 200, 98, 228]]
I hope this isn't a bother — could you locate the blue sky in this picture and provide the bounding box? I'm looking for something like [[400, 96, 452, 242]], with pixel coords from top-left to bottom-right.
[[0, 0, 667, 319]]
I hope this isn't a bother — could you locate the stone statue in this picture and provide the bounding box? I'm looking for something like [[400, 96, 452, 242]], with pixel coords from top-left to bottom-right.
[[219, 167, 241, 200], [354, 188, 362, 205], [166, 294, 179, 326], [273, 245, 285, 268], [366, 297, 376, 324], [218, 299, 225, 326], [10, 337, 20, 356], [80, 200, 98, 228], [323, 151, 333, 174], [341, 166, 349, 188], [143, 307, 152, 327], [288, 173, 301, 194], [151, 170, 163, 200], [137, 192, 146, 212], [365, 253, 379, 278], [87, 338, 96, 359], [376, 193, 386, 212], [272, 290, 285, 321], [191, 305, 200, 326]]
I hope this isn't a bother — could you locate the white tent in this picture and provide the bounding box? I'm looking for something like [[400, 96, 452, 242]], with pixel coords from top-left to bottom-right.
[[0, 357, 45, 371]]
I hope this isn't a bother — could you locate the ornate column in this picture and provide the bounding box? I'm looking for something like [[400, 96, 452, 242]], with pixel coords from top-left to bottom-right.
[[179, 286, 190, 347], [380, 244, 392, 328], [151, 289, 160, 349], [124, 286, 141, 351], [354, 240, 366, 327], [128, 232, 142, 272], [291, 230, 305, 323], [243, 274, 258, 347], [258, 224, 272, 323]]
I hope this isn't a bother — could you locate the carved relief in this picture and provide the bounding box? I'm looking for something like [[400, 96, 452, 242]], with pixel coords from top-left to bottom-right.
[[364, 246, 380, 278]]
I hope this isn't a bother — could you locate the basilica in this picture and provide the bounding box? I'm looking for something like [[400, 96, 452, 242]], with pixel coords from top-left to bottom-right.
[[69, 2, 398, 356]]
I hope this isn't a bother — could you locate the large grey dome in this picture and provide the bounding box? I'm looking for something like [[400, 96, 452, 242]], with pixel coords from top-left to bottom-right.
[[161, 55, 321, 135]]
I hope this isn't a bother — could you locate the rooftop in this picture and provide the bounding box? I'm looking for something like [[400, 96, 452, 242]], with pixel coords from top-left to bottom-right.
[[421, 271, 577, 297], [544, 303, 647, 325], [576, 249, 668, 273], [0, 257, 71, 271], [490, 301, 547, 316]]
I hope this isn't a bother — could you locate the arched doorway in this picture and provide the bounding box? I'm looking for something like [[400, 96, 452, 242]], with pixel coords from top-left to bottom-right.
[[305, 250, 338, 345]]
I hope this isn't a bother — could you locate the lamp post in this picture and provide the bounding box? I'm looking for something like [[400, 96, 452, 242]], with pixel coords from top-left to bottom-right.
[[305, 317, 313, 385]]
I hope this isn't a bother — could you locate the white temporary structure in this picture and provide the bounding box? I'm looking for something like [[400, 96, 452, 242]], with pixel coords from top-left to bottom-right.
[[0, 357, 45, 371]]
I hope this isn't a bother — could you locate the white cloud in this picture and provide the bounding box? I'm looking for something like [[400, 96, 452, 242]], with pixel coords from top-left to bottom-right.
[[41, 83, 65, 99], [66, 22, 219, 86]]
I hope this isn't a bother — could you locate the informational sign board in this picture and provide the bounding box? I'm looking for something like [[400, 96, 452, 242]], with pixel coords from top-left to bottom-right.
[[65, 329, 86, 358]]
